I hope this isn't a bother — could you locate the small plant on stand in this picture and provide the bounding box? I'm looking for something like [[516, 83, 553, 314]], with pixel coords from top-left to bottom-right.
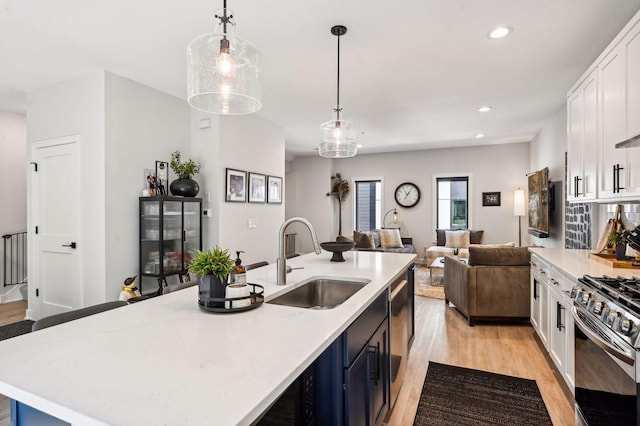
[[189, 246, 235, 308], [609, 229, 628, 260]]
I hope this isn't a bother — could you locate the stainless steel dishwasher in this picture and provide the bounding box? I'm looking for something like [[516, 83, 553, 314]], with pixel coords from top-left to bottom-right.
[[389, 278, 409, 411]]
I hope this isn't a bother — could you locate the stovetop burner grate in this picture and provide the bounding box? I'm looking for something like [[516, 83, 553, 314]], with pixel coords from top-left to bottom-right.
[[583, 275, 640, 317]]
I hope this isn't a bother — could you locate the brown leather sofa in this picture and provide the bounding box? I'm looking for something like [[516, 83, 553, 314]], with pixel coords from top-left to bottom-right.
[[444, 246, 531, 325]]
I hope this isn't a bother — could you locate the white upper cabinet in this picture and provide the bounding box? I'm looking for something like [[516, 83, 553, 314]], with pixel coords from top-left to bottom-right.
[[571, 11, 640, 202], [599, 46, 628, 199], [567, 69, 598, 202]]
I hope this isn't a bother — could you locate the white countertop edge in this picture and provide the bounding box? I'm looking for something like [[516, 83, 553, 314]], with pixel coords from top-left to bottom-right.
[[529, 247, 640, 280], [0, 382, 109, 426], [0, 251, 417, 425]]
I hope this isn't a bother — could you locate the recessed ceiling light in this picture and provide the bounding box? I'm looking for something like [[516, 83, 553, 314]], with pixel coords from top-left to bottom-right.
[[478, 106, 493, 112], [357, 144, 363, 148], [475, 133, 485, 138], [488, 26, 512, 39]]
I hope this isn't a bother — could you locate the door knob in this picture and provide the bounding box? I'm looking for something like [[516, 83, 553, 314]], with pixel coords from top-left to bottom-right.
[[62, 242, 77, 249]]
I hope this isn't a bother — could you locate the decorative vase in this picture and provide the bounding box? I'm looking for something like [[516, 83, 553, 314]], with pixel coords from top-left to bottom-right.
[[198, 274, 228, 309], [616, 243, 627, 260], [170, 178, 199, 197]]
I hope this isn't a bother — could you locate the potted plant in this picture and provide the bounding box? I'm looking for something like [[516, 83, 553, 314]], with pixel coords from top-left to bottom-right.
[[189, 246, 235, 309], [169, 150, 201, 197], [326, 173, 349, 237], [609, 229, 628, 260]]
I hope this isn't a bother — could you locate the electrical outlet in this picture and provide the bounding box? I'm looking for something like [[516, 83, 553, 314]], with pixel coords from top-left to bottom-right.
[[248, 219, 257, 229]]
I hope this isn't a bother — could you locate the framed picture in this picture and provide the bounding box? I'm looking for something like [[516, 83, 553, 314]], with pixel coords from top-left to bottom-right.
[[248, 172, 266, 203], [144, 169, 158, 196], [226, 168, 247, 202], [155, 161, 169, 196], [268, 175, 283, 204], [482, 192, 501, 206]]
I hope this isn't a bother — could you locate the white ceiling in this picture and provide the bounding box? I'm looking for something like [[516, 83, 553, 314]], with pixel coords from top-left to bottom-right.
[[2, 0, 640, 157]]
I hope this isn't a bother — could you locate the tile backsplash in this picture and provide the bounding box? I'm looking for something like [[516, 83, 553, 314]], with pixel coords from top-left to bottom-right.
[[565, 202, 592, 249]]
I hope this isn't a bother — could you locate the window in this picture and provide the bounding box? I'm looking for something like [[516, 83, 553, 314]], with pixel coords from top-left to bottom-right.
[[436, 177, 469, 229], [354, 179, 382, 231]]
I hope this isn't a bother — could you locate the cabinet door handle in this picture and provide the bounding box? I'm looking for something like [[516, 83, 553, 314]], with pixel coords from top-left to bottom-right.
[[617, 164, 625, 192], [533, 280, 538, 300], [557, 302, 564, 330], [613, 164, 618, 193], [368, 343, 380, 385], [61, 242, 77, 249]]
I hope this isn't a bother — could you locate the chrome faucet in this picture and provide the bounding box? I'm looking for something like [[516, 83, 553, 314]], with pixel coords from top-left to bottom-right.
[[277, 217, 322, 285]]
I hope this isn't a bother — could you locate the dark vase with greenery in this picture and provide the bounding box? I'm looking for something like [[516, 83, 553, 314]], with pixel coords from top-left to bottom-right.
[[189, 246, 235, 309], [169, 150, 201, 197]]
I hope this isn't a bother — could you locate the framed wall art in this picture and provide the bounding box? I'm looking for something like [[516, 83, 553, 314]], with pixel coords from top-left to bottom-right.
[[248, 172, 266, 203], [482, 191, 501, 207], [155, 161, 169, 196], [267, 175, 283, 204], [226, 168, 247, 202], [144, 169, 158, 196]]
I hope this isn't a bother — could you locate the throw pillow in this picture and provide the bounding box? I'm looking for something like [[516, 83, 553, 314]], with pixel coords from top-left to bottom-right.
[[353, 231, 374, 249], [380, 228, 403, 248], [445, 230, 470, 248], [436, 229, 447, 246], [469, 230, 484, 245]]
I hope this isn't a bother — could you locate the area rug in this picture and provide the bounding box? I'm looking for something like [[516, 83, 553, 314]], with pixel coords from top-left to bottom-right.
[[413, 362, 552, 426], [414, 266, 445, 300], [0, 320, 33, 342]]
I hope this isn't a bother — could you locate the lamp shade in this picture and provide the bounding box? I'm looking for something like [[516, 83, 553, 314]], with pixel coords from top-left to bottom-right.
[[319, 118, 357, 158], [514, 188, 526, 216], [187, 8, 261, 115]]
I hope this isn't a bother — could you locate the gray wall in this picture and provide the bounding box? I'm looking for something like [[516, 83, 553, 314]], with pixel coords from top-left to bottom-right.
[[0, 111, 27, 301], [287, 142, 530, 261], [529, 107, 567, 248], [105, 72, 191, 298]]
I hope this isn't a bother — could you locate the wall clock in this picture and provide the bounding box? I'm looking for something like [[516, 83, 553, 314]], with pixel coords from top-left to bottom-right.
[[395, 182, 420, 208]]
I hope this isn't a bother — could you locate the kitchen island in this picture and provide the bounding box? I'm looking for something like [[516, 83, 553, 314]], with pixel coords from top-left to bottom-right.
[[0, 250, 415, 425]]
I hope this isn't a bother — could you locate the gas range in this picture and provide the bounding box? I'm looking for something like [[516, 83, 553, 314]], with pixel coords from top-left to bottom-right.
[[575, 275, 640, 349]]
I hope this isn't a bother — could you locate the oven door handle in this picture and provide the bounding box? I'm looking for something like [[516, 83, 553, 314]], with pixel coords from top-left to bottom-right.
[[572, 307, 635, 366]]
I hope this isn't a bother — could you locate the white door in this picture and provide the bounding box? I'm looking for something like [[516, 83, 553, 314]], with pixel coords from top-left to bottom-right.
[[32, 136, 81, 319]]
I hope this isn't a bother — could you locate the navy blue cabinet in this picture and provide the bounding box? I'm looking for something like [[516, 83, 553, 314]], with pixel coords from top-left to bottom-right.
[[345, 318, 390, 426], [259, 289, 392, 426]]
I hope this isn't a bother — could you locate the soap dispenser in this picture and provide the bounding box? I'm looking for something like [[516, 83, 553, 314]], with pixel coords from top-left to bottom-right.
[[230, 251, 247, 284]]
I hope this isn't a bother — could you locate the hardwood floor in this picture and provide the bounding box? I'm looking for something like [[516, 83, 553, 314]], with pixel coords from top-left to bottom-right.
[[0, 298, 573, 425], [387, 295, 574, 426], [0, 300, 27, 327]]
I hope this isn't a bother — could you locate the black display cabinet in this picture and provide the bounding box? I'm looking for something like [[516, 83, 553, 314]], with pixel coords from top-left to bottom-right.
[[139, 196, 202, 295]]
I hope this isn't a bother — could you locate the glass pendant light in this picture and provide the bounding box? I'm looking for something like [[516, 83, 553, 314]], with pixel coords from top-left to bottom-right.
[[187, 0, 261, 115], [319, 25, 357, 158]]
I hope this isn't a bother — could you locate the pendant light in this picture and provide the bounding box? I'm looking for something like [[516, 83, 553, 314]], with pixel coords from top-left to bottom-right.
[[319, 25, 357, 158], [187, 0, 261, 115]]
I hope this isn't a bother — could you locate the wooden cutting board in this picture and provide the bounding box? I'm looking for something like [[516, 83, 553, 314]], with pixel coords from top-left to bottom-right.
[[589, 252, 640, 269]]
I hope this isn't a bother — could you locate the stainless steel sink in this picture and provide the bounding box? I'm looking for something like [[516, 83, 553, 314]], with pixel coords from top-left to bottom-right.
[[267, 277, 370, 310]]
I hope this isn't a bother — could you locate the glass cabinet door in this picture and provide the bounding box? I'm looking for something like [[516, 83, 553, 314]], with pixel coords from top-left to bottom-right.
[[183, 201, 201, 270], [141, 200, 161, 275], [162, 201, 182, 273]]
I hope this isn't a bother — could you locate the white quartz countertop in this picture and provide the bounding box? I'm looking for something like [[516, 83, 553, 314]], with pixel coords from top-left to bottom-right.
[[0, 250, 415, 425], [529, 247, 640, 280]]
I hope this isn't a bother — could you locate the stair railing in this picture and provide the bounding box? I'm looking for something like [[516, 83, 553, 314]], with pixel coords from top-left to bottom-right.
[[3, 231, 27, 286]]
